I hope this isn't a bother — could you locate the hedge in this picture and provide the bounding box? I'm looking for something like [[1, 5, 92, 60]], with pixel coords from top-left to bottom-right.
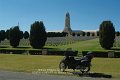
[[0, 49, 25, 54], [114, 52, 120, 58], [47, 51, 78, 56], [0, 49, 78, 56], [82, 51, 120, 58]]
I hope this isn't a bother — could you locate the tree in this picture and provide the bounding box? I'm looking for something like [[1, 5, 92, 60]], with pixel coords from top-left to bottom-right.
[[97, 31, 99, 36], [30, 21, 47, 49], [116, 31, 120, 36], [62, 32, 67, 37], [5, 29, 10, 40], [20, 31, 23, 39], [72, 33, 75, 36], [92, 32, 95, 36], [24, 31, 29, 39], [82, 32, 85, 36], [0, 30, 6, 41], [9, 26, 21, 48], [87, 32, 90, 36], [99, 21, 115, 49], [0, 30, 1, 43], [47, 32, 67, 37], [77, 33, 80, 36]]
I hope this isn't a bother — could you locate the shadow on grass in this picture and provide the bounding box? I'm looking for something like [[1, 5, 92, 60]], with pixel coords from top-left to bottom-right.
[[43, 47, 56, 49], [72, 72, 112, 78], [111, 47, 120, 51], [43, 47, 61, 51], [16, 47, 59, 49], [16, 46, 31, 49], [0, 46, 8, 48]]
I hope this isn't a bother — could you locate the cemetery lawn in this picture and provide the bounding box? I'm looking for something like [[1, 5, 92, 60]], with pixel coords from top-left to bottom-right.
[[0, 54, 63, 72], [46, 38, 106, 52], [1, 38, 119, 52], [0, 54, 120, 79], [91, 58, 120, 79]]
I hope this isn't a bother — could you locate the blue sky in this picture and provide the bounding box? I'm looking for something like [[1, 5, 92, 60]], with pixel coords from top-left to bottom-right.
[[0, 0, 120, 32]]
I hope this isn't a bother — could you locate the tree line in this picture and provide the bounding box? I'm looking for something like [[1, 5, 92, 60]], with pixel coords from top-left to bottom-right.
[[0, 20, 120, 49], [0, 29, 29, 42], [0, 21, 46, 48]]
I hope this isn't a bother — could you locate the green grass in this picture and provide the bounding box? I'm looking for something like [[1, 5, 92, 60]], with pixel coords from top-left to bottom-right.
[[0, 38, 120, 79], [1, 38, 120, 52], [0, 54, 120, 79], [46, 38, 107, 52], [91, 58, 120, 79], [0, 54, 63, 72]]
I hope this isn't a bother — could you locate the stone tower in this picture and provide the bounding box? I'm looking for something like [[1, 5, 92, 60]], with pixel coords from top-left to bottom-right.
[[63, 12, 72, 34]]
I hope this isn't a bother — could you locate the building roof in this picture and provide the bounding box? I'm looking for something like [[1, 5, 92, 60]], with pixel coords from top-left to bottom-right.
[[47, 30, 63, 32], [72, 30, 83, 33], [83, 29, 99, 32], [47, 29, 98, 33]]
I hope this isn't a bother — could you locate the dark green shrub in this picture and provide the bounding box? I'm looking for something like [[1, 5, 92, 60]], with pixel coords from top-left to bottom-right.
[[114, 52, 120, 58], [82, 32, 85, 36], [97, 31, 99, 36], [87, 32, 90, 36], [9, 26, 21, 48], [72, 33, 75, 36], [29, 50, 42, 55], [30, 21, 47, 49], [20, 31, 23, 39], [0, 30, 6, 41], [47, 51, 78, 56], [99, 21, 115, 49], [82, 51, 120, 58], [0, 32, 1, 43], [116, 31, 120, 36], [77, 33, 80, 36], [24, 31, 29, 39], [47, 32, 67, 37], [92, 33, 95, 36], [82, 51, 108, 58], [5, 29, 10, 40]]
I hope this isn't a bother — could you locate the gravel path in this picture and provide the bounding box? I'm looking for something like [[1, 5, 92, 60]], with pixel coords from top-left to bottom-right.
[[0, 71, 117, 80]]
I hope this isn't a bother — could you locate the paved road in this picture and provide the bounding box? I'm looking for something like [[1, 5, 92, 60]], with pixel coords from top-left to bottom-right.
[[0, 71, 117, 80]]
